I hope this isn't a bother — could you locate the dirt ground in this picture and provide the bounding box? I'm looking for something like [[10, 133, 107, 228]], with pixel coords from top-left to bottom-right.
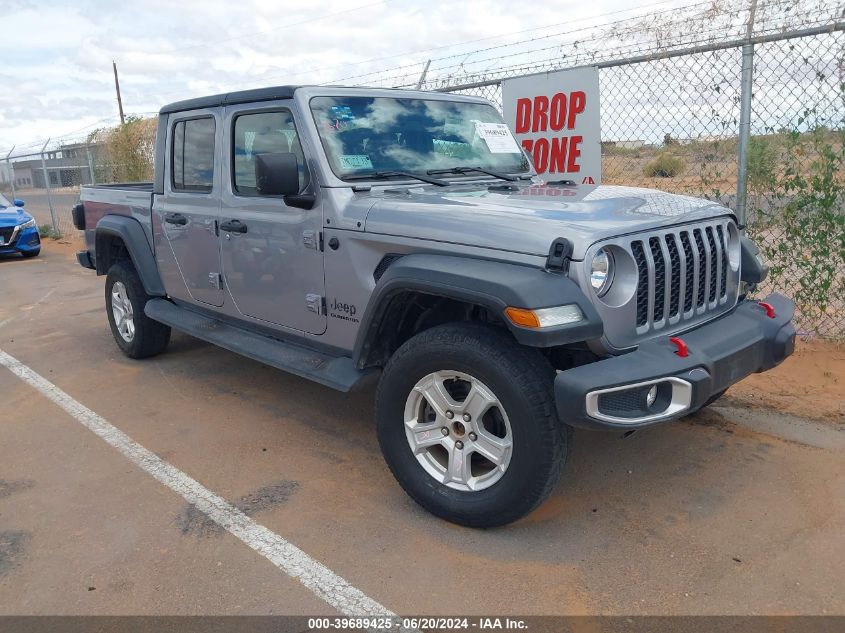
[[727, 340, 845, 424], [2, 239, 844, 617]]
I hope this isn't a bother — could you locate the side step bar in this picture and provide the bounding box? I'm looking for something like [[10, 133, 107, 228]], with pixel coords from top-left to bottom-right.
[[145, 298, 372, 392]]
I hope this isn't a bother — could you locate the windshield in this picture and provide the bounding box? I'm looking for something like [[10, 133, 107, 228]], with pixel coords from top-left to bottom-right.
[[0, 193, 11, 208], [310, 96, 529, 180]]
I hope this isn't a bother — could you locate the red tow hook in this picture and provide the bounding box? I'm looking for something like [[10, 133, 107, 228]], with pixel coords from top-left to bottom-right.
[[669, 337, 689, 358], [758, 301, 776, 319]]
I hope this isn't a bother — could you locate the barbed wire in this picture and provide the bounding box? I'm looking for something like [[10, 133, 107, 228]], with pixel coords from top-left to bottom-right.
[[324, 0, 842, 90]]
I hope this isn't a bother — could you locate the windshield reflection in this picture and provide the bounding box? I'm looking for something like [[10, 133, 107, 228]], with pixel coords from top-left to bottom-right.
[[310, 96, 529, 180]]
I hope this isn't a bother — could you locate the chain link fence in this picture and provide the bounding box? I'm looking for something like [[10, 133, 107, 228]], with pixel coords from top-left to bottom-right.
[[1, 0, 841, 337], [1, 144, 91, 239], [427, 19, 844, 338], [0, 115, 155, 240]]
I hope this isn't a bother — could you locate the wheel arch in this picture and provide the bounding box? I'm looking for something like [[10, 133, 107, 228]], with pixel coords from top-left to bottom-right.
[[94, 215, 166, 297], [352, 253, 603, 369]]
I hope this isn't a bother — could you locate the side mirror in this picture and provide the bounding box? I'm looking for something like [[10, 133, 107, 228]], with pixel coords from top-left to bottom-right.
[[255, 152, 301, 196], [255, 152, 315, 210], [13, 199, 24, 207]]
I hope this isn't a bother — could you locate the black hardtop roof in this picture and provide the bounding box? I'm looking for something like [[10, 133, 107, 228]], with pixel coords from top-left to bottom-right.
[[158, 85, 485, 115], [159, 85, 302, 115]]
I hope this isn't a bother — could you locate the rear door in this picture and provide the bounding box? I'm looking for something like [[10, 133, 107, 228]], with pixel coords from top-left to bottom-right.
[[156, 109, 224, 307], [219, 104, 326, 334]]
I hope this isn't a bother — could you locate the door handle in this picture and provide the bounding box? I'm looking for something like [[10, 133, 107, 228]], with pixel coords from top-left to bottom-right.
[[164, 213, 187, 226], [220, 219, 248, 234]]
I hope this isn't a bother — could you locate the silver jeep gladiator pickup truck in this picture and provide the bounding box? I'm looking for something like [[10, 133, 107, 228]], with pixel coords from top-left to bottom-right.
[[73, 85, 795, 527]]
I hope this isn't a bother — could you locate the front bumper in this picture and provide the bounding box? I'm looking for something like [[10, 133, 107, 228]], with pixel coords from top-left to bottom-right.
[[0, 225, 40, 255], [555, 293, 796, 430], [76, 250, 95, 269]]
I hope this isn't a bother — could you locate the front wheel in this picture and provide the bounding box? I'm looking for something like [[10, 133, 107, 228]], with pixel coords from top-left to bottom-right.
[[105, 261, 171, 359], [376, 323, 570, 528]]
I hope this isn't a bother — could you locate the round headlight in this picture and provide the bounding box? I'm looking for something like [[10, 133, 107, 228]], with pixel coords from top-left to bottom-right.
[[590, 248, 614, 297]]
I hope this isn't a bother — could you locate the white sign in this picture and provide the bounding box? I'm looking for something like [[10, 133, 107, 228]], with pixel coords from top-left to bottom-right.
[[474, 122, 521, 154], [502, 66, 601, 184]]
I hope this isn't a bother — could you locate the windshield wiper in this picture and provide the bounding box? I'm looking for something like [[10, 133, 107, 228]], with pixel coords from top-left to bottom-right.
[[426, 166, 522, 182], [345, 170, 448, 187]]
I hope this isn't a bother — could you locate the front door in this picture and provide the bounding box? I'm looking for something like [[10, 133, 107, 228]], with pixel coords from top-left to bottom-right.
[[157, 110, 223, 307], [220, 105, 326, 334]]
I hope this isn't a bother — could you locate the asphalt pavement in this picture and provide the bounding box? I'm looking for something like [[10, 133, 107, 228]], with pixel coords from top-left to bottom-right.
[[1, 241, 843, 616]]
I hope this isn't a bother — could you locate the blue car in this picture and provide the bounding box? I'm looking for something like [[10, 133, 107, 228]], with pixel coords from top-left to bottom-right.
[[0, 193, 40, 258]]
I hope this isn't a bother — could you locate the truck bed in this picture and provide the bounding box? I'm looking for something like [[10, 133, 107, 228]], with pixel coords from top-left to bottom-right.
[[84, 182, 154, 192], [80, 182, 154, 209], [79, 183, 155, 242]]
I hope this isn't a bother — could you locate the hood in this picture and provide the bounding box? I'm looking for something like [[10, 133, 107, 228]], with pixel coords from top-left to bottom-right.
[[363, 183, 734, 259], [0, 207, 32, 228]]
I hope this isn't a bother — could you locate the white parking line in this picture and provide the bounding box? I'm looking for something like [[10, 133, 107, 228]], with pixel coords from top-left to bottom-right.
[[0, 287, 56, 330], [0, 347, 396, 617]]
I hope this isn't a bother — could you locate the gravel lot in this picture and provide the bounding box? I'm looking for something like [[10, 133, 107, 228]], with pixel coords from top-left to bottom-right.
[[1, 241, 844, 616]]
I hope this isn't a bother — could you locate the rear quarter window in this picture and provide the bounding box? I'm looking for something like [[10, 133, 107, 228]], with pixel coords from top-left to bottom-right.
[[172, 117, 215, 192]]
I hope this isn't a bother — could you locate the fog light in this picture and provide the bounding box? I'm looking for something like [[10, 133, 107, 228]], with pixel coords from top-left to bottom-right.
[[646, 385, 658, 409]]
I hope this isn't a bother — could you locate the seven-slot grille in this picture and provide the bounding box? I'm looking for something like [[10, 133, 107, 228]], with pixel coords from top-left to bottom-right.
[[631, 221, 733, 330]]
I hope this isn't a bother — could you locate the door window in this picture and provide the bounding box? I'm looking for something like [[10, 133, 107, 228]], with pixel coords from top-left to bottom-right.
[[172, 117, 216, 192], [233, 111, 306, 195]]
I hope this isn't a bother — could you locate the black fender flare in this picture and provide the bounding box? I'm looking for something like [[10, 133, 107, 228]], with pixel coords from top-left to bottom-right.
[[95, 215, 166, 296], [352, 254, 603, 368]]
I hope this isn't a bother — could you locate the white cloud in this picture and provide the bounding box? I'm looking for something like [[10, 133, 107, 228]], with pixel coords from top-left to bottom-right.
[[0, 0, 694, 151]]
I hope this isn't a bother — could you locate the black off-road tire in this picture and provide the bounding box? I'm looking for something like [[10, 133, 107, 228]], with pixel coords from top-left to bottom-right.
[[376, 322, 570, 528], [105, 261, 171, 359], [21, 248, 40, 258]]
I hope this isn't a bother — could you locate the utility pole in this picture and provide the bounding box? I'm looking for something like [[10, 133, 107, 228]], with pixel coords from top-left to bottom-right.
[[415, 60, 431, 90], [113, 60, 126, 125]]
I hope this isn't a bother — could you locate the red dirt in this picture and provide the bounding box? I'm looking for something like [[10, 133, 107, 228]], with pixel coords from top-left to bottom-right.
[[725, 339, 845, 423]]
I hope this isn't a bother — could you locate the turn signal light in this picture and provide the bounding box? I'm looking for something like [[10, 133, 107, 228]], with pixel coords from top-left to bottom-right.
[[504, 304, 583, 329], [504, 307, 541, 328]]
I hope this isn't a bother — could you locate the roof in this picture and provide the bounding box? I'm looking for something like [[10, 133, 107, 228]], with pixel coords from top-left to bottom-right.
[[159, 85, 302, 115], [158, 84, 491, 115]]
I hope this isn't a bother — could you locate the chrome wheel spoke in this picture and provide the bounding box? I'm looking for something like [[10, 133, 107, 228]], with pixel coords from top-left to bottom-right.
[[111, 281, 135, 343], [472, 429, 510, 468], [461, 383, 497, 423], [416, 374, 456, 417], [111, 297, 124, 320], [406, 421, 446, 453], [445, 445, 471, 487]]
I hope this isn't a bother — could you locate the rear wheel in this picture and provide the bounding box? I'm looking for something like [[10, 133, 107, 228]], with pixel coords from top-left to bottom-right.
[[105, 261, 171, 359], [376, 322, 570, 528]]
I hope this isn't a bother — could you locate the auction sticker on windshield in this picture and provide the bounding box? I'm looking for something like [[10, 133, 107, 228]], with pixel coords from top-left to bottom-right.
[[338, 155, 374, 170], [475, 122, 521, 153]]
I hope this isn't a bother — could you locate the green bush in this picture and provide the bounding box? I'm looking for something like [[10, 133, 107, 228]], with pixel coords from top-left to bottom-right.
[[644, 152, 685, 177], [746, 136, 778, 193], [38, 224, 62, 239], [748, 124, 845, 327], [90, 116, 157, 183]]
